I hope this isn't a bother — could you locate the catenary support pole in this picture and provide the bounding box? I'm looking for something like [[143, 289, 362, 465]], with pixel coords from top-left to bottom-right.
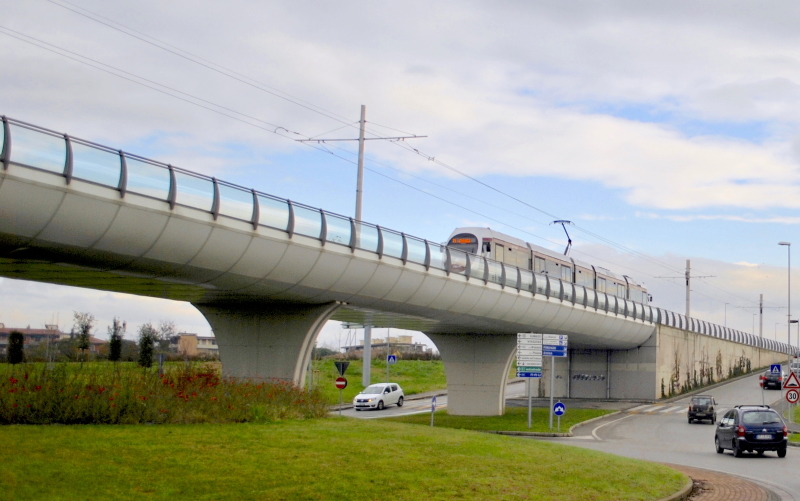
[[362, 323, 372, 388]]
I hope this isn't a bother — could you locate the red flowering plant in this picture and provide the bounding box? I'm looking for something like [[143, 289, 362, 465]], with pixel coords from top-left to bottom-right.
[[0, 362, 327, 424]]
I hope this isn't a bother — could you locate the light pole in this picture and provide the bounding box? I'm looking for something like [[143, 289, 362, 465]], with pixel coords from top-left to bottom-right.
[[779, 241, 791, 370]]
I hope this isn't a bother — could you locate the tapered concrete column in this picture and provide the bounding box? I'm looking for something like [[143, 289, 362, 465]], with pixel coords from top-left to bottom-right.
[[426, 333, 517, 416], [195, 302, 340, 385]]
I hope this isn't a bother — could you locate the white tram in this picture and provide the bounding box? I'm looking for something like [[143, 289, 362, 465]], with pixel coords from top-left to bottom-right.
[[447, 227, 649, 305]]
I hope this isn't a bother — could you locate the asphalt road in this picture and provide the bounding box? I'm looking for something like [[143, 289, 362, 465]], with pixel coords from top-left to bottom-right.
[[539, 371, 799, 500], [338, 379, 530, 419]]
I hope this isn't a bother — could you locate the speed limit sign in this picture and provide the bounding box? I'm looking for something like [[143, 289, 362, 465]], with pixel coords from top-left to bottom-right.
[[787, 389, 800, 404]]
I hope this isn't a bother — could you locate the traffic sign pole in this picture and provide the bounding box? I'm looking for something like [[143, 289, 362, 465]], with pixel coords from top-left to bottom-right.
[[527, 377, 532, 429], [549, 355, 555, 430]]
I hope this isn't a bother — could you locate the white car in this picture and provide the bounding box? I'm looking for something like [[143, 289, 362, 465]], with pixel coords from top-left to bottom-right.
[[353, 383, 404, 411]]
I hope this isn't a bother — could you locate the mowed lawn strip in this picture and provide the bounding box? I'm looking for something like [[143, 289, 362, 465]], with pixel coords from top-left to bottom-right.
[[386, 406, 612, 432], [0, 419, 685, 501]]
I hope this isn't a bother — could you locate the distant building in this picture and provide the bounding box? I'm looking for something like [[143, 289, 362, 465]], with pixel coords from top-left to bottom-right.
[[0, 323, 63, 355], [341, 334, 430, 355], [169, 333, 218, 357], [0, 323, 104, 355]]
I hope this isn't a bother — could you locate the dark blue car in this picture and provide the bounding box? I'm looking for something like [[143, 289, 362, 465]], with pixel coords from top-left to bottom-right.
[[714, 405, 788, 458]]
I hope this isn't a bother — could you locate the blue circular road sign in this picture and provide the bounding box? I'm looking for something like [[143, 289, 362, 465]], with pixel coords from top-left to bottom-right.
[[553, 402, 566, 416]]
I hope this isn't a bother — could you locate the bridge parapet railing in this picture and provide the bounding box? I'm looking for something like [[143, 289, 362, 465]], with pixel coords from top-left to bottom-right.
[[5, 116, 797, 355]]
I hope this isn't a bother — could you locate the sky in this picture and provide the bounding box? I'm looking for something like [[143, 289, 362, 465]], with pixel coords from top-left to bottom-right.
[[3, 0, 800, 350]]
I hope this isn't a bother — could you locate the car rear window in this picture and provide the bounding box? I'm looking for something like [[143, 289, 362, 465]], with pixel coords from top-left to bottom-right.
[[742, 411, 781, 425], [693, 398, 711, 405]]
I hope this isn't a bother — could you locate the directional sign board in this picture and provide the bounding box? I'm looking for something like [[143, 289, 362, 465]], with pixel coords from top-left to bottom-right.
[[553, 401, 566, 416], [517, 333, 542, 377], [387, 355, 397, 365], [787, 389, 799, 404], [784, 371, 800, 389], [770, 364, 782, 374], [543, 334, 568, 357]]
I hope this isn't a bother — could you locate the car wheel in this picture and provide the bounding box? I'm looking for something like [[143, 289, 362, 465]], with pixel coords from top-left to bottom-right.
[[688, 417, 693, 424], [778, 448, 787, 458], [715, 436, 724, 454], [377, 400, 385, 410], [733, 443, 743, 458], [397, 396, 403, 407], [355, 408, 361, 412], [711, 415, 716, 424], [757, 450, 764, 456]]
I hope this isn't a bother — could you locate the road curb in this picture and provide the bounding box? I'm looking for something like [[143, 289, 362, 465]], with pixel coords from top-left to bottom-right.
[[655, 475, 693, 501], [480, 410, 622, 437]]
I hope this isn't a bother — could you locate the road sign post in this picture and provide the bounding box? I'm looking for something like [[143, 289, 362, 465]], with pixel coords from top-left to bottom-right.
[[553, 401, 566, 432], [517, 333, 543, 429], [430, 395, 437, 427], [387, 354, 396, 383], [785, 372, 800, 424], [543, 334, 568, 430], [335, 376, 347, 416]]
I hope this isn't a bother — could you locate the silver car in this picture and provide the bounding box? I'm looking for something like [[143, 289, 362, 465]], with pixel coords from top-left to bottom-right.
[[353, 383, 404, 411]]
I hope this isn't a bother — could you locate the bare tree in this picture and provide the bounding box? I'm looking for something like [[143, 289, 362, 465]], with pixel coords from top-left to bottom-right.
[[157, 320, 177, 352]]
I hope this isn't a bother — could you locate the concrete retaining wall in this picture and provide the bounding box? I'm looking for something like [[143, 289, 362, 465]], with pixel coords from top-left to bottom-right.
[[536, 324, 786, 400]]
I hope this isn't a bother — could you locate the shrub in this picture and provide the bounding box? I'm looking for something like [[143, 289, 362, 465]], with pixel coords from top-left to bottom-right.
[[7, 331, 24, 365], [0, 363, 328, 424]]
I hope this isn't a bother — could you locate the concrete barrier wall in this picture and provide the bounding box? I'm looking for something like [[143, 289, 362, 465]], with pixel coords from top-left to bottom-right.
[[536, 324, 787, 400], [655, 324, 785, 399]]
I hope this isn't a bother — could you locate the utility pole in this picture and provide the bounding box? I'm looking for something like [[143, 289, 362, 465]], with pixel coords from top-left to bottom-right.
[[656, 259, 713, 319], [298, 106, 425, 389], [686, 260, 690, 318]]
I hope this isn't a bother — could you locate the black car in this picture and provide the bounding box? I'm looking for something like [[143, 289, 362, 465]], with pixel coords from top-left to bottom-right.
[[714, 405, 788, 458], [687, 395, 716, 424], [761, 370, 785, 390]]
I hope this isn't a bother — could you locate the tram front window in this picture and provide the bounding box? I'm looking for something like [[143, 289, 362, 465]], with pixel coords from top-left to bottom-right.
[[448, 234, 479, 254]]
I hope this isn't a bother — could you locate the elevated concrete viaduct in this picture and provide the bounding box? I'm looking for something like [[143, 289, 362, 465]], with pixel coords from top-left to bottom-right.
[[0, 116, 794, 415]]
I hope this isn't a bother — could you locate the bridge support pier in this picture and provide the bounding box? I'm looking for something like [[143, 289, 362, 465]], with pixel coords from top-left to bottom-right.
[[194, 302, 340, 385], [426, 333, 517, 416]]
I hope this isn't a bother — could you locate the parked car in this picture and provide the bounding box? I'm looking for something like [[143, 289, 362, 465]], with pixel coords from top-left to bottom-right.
[[714, 405, 788, 458], [791, 360, 800, 377], [353, 383, 404, 411], [761, 370, 785, 390], [687, 395, 717, 424]]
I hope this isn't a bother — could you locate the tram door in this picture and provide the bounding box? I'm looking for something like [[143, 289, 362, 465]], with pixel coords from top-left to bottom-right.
[[494, 243, 504, 263]]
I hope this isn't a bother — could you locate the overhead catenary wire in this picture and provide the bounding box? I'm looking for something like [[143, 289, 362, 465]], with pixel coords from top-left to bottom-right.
[[16, 4, 770, 314], [38, 0, 722, 280]]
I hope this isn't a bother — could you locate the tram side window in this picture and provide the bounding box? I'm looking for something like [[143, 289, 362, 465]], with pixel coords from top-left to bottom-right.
[[618, 284, 626, 298], [534, 257, 546, 274], [597, 277, 606, 292], [561, 266, 572, 282]]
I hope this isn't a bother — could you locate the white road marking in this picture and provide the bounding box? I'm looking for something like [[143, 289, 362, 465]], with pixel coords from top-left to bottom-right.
[[591, 414, 634, 441]]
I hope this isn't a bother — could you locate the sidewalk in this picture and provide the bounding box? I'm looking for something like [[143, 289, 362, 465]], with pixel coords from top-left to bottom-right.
[[664, 464, 782, 501]]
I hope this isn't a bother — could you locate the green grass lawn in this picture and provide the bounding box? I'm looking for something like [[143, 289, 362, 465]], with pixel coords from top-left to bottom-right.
[[0, 418, 686, 501], [311, 358, 446, 404], [387, 406, 611, 433]]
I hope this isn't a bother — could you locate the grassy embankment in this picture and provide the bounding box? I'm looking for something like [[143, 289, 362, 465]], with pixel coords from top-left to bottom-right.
[[0, 418, 687, 501], [311, 358, 446, 404], [388, 406, 611, 433]]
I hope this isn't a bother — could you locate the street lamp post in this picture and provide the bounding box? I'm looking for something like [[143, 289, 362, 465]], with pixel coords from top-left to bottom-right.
[[779, 241, 791, 370]]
